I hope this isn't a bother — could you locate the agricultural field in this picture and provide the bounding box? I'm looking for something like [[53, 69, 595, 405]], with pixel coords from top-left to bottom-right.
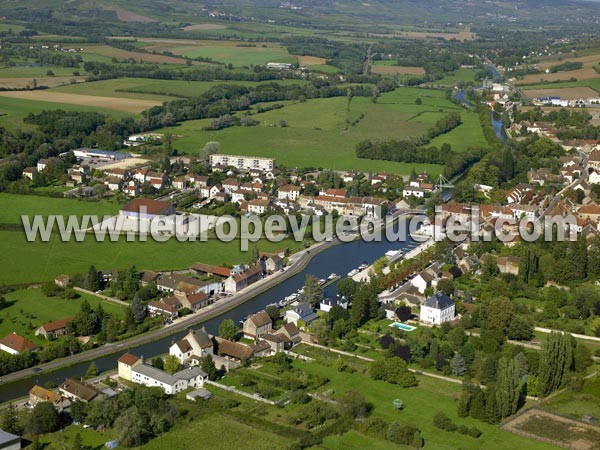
[[501, 408, 600, 450], [516, 68, 600, 85], [0, 96, 129, 131], [522, 86, 599, 100], [49, 77, 307, 99], [0, 287, 126, 346], [157, 86, 484, 174], [80, 44, 196, 65], [520, 77, 600, 94], [536, 53, 600, 71], [0, 76, 86, 89], [371, 60, 426, 75], [131, 38, 295, 67], [0, 90, 163, 114], [430, 68, 479, 86]]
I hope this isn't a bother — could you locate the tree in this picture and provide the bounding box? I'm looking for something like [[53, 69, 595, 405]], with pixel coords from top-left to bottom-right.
[[73, 300, 99, 336], [337, 278, 358, 299], [506, 315, 534, 341], [201, 354, 218, 381], [341, 391, 367, 418], [85, 265, 100, 291], [450, 353, 466, 376], [70, 401, 88, 424], [538, 332, 573, 396], [114, 406, 147, 447], [28, 402, 59, 435], [85, 362, 98, 379], [152, 357, 164, 370], [1, 404, 21, 435], [495, 357, 521, 419], [130, 293, 147, 324], [72, 432, 83, 450], [436, 278, 454, 296], [164, 355, 180, 374], [218, 319, 238, 340], [202, 141, 220, 159], [483, 297, 514, 334], [301, 274, 324, 305]]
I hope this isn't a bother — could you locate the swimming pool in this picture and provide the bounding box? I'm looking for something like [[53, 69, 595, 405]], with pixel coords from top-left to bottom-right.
[[389, 322, 416, 332]]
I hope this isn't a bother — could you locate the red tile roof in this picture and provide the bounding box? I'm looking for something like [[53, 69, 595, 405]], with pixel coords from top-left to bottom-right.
[[0, 332, 37, 353]]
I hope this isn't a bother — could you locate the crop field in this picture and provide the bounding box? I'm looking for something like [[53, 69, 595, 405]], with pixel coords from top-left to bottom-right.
[[516, 68, 600, 85], [181, 23, 228, 31], [298, 55, 328, 66], [0, 90, 163, 113], [370, 29, 476, 41], [371, 61, 426, 75], [0, 287, 125, 346], [156, 86, 483, 174], [81, 44, 195, 65], [501, 408, 600, 450], [0, 66, 82, 78], [430, 68, 478, 86], [132, 38, 295, 67], [0, 76, 86, 89], [523, 86, 599, 99], [520, 77, 600, 94], [0, 96, 129, 131], [537, 53, 600, 70], [49, 77, 307, 99]]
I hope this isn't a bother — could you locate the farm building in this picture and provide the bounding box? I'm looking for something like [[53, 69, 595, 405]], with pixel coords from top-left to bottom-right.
[[119, 198, 175, 220]]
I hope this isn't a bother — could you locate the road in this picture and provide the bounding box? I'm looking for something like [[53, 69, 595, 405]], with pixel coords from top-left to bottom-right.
[[0, 239, 339, 386]]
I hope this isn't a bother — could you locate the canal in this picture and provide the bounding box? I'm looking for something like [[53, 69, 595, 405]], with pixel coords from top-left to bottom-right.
[[0, 224, 420, 402]]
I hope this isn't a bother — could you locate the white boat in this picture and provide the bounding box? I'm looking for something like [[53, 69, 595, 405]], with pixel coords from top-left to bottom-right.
[[318, 278, 326, 286], [358, 263, 369, 270], [347, 269, 359, 277], [327, 273, 338, 280]]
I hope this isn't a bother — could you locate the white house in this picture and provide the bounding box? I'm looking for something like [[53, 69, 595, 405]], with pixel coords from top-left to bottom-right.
[[117, 352, 142, 381], [403, 187, 425, 198], [278, 185, 301, 201], [419, 292, 455, 325], [411, 271, 434, 294], [284, 302, 319, 326], [589, 170, 600, 185], [319, 296, 348, 312], [169, 328, 214, 365], [131, 364, 207, 395]]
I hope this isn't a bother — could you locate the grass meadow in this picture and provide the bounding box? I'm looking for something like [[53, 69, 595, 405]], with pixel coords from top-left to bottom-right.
[[157, 86, 484, 174]]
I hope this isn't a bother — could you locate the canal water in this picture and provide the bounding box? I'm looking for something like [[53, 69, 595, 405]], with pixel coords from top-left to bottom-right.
[[0, 224, 420, 402]]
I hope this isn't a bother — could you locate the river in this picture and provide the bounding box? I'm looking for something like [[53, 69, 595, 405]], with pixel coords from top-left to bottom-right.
[[0, 226, 419, 402]]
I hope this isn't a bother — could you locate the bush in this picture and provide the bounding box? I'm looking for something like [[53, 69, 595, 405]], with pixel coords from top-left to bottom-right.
[[433, 411, 457, 431]]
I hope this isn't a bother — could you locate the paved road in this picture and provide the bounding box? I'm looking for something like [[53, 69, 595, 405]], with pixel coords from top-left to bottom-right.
[[0, 239, 338, 386]]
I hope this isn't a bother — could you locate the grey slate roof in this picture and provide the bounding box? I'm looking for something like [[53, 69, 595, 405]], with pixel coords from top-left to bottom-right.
[[424, 292, 454, 310]]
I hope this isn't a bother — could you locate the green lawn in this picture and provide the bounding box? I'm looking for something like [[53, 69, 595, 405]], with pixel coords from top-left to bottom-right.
[[0, 288, 125, 346], [158, 87, 483, 174], [138, 413, 294, 449], [0, 230, 304, 285], [0, 193, 119, 225], [291, 359, 554, 450]]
